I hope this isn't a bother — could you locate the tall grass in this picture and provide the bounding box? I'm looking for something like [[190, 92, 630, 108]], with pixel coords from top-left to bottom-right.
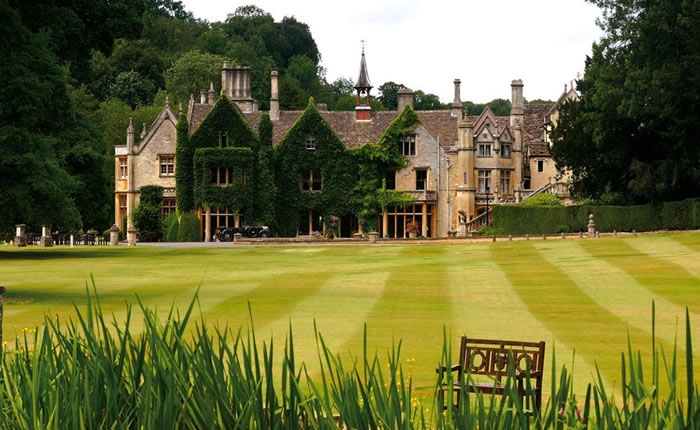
[[0, 283, 697, 429]]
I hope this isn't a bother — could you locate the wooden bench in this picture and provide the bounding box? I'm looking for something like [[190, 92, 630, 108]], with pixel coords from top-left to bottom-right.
[[437, 337, 546, 412]]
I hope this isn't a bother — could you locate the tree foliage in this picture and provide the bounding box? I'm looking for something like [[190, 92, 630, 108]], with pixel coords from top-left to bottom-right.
[[551, 0, 700, 203]]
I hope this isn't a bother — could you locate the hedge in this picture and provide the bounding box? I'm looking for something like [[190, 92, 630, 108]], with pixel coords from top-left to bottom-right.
[[177, 212, 201, 241], [491, 198, 700, 235]]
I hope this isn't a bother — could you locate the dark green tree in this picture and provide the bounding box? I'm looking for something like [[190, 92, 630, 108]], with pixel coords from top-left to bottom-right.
[[175, 114, 194, 212], [0, 1, 82, 232], [165, 50, 227, 105], [551, 0, 700, 202], [377, 81, 407, 110], [413, 90, 445, 110]]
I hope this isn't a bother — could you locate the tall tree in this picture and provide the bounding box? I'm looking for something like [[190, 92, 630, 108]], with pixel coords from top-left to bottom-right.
[[377, 81, 406, 110], [0, 0, 82, 232], [551, 0, 700, 203]]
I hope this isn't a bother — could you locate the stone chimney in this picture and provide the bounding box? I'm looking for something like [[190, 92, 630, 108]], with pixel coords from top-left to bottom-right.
[[510, 79, 524, 115], [397, 88, 414, 112], [200, 88, 207, 104], [221, 62, 256, 112], [208, 82, 215, 104], [451, 79, 462, 118], [126, 117, 134, 153], [270, 70, 280, 120]]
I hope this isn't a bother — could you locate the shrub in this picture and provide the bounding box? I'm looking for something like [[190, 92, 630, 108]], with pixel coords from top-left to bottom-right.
[[132, 204, 160, 239], [519, 193, 561, 207], [161, 213, 179, 242], [177, 212, 200, 241], [139, 185, 164, 206]]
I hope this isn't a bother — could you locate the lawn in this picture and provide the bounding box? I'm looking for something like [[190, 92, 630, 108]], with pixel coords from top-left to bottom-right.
[[1, 232, 699, 398]]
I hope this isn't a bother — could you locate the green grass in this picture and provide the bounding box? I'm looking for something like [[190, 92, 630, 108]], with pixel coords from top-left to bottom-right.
[[1, 232, 699, 399]]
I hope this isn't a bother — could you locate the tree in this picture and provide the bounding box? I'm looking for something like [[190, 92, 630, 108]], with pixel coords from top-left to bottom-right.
[[0, 1, 82, 232], [165, 50, 228, 106], [9, 0, 144, 83], [413, 90, 445, 110], [377, 81, 406, 110], [551, 0, 700, 203], [112, 70, 156, 108]]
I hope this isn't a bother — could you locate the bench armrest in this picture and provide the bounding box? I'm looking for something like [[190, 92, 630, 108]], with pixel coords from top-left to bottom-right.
[[436, 364, 461, 374]]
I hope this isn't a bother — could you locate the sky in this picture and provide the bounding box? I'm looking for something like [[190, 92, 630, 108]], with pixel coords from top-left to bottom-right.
[[180, 0, 604, 103]]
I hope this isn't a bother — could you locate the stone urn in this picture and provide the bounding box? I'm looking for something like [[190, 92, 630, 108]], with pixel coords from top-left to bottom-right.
[[409, 231, 417, 239], [367, 232, 379, 243], [587, 214, 596, 238]]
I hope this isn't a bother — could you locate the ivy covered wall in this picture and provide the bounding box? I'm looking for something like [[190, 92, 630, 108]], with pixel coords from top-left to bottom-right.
[[274, 100, 357, 236], [179, 96, 421, 237], [193, 147, 255, 212]]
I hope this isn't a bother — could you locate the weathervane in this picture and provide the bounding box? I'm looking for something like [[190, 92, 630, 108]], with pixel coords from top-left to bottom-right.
[[361, 39, 366, 54]]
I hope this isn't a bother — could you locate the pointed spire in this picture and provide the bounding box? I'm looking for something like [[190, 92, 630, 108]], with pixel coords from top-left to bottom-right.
[[354, 44, 372, 91], [178, 102, 183, 116], [127, 117, 134, 133], [140, 123, 147, 139], [165, 95, 170, 108], [208, 82, 216, 104]]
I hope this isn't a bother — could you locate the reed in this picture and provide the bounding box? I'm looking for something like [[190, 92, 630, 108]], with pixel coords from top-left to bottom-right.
[[0, 281, 696, 429]]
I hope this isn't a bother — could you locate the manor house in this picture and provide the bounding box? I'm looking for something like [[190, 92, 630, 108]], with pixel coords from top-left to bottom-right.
[[114, 50, 574, 239]]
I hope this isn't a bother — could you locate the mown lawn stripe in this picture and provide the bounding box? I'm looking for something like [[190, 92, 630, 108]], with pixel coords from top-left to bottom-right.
[[491, 241, 655, 387], [580, 238, 700, 310], [532, 241, 696, 360]]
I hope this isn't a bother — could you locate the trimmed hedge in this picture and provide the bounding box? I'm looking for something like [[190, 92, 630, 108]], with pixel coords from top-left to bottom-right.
[[177, 212, 200, 241], [491, 198, 700, 235]]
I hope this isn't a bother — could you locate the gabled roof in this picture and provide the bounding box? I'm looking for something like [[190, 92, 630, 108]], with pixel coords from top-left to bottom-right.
[[135, 105, 179, 155], [546, 87, 579, 119], [189, 103, 459, 149]]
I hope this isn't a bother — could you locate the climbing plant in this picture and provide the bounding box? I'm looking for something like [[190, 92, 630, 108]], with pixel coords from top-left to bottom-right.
[[175, 114, 194, 212], [193, 147, 255, 212], [252, 114, 277, 228], [274, 99, 357, 236]]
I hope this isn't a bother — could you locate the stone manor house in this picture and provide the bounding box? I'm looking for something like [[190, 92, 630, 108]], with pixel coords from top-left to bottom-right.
[[114, 50, 575, 239]]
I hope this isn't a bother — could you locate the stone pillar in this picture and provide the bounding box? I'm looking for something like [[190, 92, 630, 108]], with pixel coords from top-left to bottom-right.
[[233, 233, 243, 243], [382, 211, 388, 238], [587, 214, 596, 238], [451, 79, 462, 118], [421, 203, 428, 237], [40, 225, 53, 247], [234, 214, 240, 228], [368, 232, 379, 243], [109, 224, 120, 246], [205, 207, 211, 242], [127, 226, 138, 246], [208, 82, 215, 104], [14, 224, 26, 247]]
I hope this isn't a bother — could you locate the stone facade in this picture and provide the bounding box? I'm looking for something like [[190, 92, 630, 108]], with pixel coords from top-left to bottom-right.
[[116, 53, 574, 238]]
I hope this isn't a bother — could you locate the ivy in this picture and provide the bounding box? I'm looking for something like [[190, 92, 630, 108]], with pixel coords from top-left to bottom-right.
[[274, 98, 357, 236], [139, 184, 164, 206], [175, 114, 194, 212], [193, 147, 255, 212], [189, 95, 259, 153], [252, 114, 277, 228]]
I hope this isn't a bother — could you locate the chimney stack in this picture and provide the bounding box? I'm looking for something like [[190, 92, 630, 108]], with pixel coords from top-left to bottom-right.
[[451, 79, 462, 118], [208, 82, 215, 104], [510, 79, 524, 115], [270, 70, 280, 120], [200, 88, 207, 104], [126, 117, 134, 153], [397, 88, 414, 112]]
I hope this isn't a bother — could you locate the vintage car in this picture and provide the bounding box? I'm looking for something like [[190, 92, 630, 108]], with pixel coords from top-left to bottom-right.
[[215, 225, 271, 241]]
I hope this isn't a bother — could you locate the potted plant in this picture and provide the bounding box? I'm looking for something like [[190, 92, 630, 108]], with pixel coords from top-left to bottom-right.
[[405, 220, 420, 239]]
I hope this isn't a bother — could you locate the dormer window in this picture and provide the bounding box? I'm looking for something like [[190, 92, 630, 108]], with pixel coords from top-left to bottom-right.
[[478, 143, 492, 156], [399, 135, 416, 156], [219, 132, 228, 147], [501, 144, 512, 158], [305, 135, 316, 151]]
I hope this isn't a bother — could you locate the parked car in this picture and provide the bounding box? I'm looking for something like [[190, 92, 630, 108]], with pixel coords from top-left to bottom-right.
[[215, 225, 271, 241]]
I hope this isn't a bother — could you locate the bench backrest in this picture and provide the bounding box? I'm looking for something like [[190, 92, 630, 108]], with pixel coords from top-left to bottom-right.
[[458, 337, 545, 380]]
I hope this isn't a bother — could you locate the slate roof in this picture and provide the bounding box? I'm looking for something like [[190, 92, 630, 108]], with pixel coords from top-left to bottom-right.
[[521, 103, 555, 157], [189, 104, 458, 149], [188, 102, 553, 153]]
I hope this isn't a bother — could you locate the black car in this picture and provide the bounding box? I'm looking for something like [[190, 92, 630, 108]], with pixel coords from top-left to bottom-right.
[[215, 225, 271, 241]]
